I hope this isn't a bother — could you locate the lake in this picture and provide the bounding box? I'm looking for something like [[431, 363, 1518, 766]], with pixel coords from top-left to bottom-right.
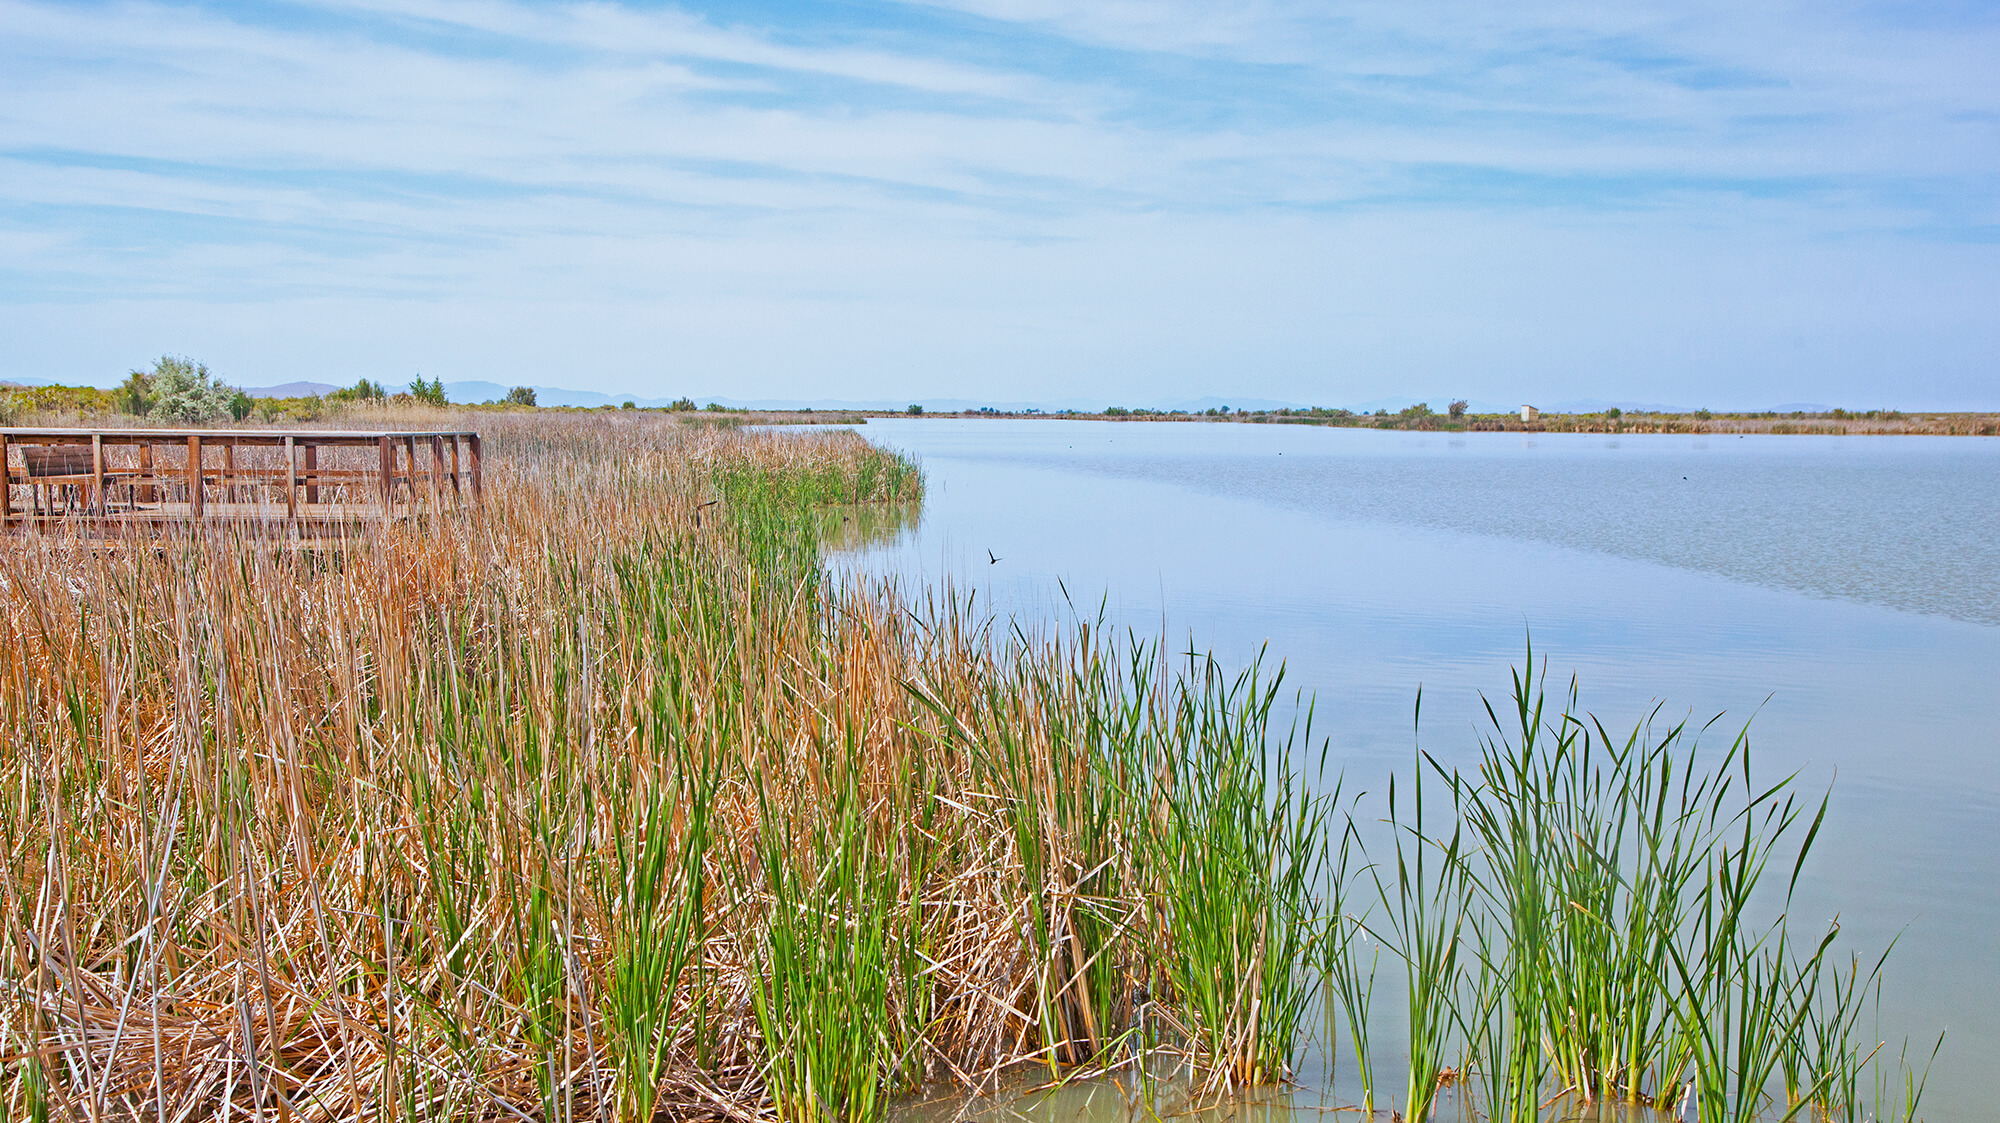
[[837, 418, 1999, 1122]]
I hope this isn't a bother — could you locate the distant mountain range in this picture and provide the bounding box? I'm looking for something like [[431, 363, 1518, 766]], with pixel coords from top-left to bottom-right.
[[248, 380, 341, 398]]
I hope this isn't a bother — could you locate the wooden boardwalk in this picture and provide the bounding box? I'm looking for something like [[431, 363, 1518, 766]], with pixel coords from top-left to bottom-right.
[[1, 428, 481, 536]]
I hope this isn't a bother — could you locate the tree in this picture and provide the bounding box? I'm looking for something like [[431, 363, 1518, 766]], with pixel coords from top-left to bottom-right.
[[1448, 399, 1468, 419], [906, 404, 924, 415], [504, 386, 537, 407], [229, 389, 255, 421], [620, 400, 637, 410], [328, 378, 387, 402], [670, 397, 697, 411], [409, 375, 447, 407], [116, 369, 154, 415], [148, 355, 234, 424]]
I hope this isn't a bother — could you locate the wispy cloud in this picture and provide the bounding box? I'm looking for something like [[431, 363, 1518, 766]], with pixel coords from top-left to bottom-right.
[[0, 0, 1994, 405]]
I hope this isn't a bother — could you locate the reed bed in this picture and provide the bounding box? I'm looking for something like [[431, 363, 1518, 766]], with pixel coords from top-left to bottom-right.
[[1320, 664, 1939, 1123], [0, 414, 1934, 1122], [0, 413, 1326, 1122]]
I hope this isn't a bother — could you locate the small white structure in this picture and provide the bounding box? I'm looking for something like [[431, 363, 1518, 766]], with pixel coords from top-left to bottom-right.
[[1520, 404, 1540, 422]]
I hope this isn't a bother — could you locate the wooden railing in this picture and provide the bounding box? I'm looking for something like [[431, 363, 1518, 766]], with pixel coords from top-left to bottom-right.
[[0, 428, 481, 533]]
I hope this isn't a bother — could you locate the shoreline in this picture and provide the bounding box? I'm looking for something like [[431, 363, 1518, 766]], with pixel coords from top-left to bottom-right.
[[859, 409, 2000, 436]]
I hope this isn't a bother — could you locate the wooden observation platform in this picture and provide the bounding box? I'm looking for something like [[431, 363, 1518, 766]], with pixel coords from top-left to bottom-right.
[[0, 428, 481, 535]]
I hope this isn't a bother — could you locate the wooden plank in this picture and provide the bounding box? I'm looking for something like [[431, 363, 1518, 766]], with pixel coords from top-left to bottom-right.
[[378, 436, 395, 517], [0, 427, 480, 531], [188, 435, 204, 518], [91, 433, 105, 515], [22, 446, 92, 477]]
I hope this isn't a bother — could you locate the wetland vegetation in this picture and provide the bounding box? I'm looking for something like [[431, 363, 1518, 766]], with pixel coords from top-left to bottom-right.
[[0, 414, 1938, 1121]]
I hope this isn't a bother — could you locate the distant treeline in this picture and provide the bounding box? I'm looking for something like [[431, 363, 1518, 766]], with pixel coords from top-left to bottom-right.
[[915, 401, 1999, 435]]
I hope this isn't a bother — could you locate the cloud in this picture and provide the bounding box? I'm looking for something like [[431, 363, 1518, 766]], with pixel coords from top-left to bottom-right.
[[0, 0, 1994, 405]]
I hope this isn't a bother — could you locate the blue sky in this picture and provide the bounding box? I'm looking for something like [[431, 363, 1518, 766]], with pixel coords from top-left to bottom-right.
[[2, 0, 1996, 408]]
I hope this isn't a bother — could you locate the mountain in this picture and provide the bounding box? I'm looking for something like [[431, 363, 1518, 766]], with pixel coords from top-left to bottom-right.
[[441, 381, 682, 407], [244, 381, 340, 398]]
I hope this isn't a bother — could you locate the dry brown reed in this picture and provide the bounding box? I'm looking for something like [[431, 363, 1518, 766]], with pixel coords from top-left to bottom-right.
[[0, 412, 1309, 1123]]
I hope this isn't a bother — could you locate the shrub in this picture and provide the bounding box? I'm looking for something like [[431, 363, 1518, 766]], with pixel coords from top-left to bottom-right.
[[117, 370, 155, 415], [1449, 399, 1468, 419], [906, 404, 923, 415], [670, 397, 698, 412], [148, 356, 234, 424], [409, 375, 447, 407], [329, 378, 388, 403], [504, 386, 537, 407]]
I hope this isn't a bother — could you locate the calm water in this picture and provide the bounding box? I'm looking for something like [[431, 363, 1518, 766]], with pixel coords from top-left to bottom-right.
[[835, 419, 2000, 1122]]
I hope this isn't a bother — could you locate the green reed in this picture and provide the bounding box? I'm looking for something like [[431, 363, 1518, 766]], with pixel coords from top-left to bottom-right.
[[1317, 648, 1935, 1123], [959, 624, 1142, 1071], [1320, 810, 1380, 1116], [1146, 653, 1330, 1089], [601, 751, 716, 1123], [1367, 745, 1470, 1123]]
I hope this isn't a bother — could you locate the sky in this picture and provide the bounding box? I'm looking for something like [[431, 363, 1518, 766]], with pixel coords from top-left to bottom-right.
[[2, 0, 1996, 409]]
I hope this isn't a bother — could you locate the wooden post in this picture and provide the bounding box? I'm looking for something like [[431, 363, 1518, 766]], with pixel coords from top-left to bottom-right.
[[187, 435, 204, 519], [449, 435, 463, 499], [303, 443, 319, 505], [285, 435, 298, 522], [378, 436, 396, 519], [91, 433, 105, 515], [139, 442, 155, 504], [0, 433, 10, 528], [429, 436, 446, 507], [405, 437, 419, 506], [468, 434, 482, 501], [222, 441, 236, 505]]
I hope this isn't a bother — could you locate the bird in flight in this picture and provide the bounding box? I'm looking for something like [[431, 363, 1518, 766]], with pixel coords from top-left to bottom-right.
[[987, 549, 1002, 565]]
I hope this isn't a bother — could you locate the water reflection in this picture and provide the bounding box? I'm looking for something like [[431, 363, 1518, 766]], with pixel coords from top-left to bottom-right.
[[893, 1071, 1674, 1123], [816, 501, 922, 553]]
